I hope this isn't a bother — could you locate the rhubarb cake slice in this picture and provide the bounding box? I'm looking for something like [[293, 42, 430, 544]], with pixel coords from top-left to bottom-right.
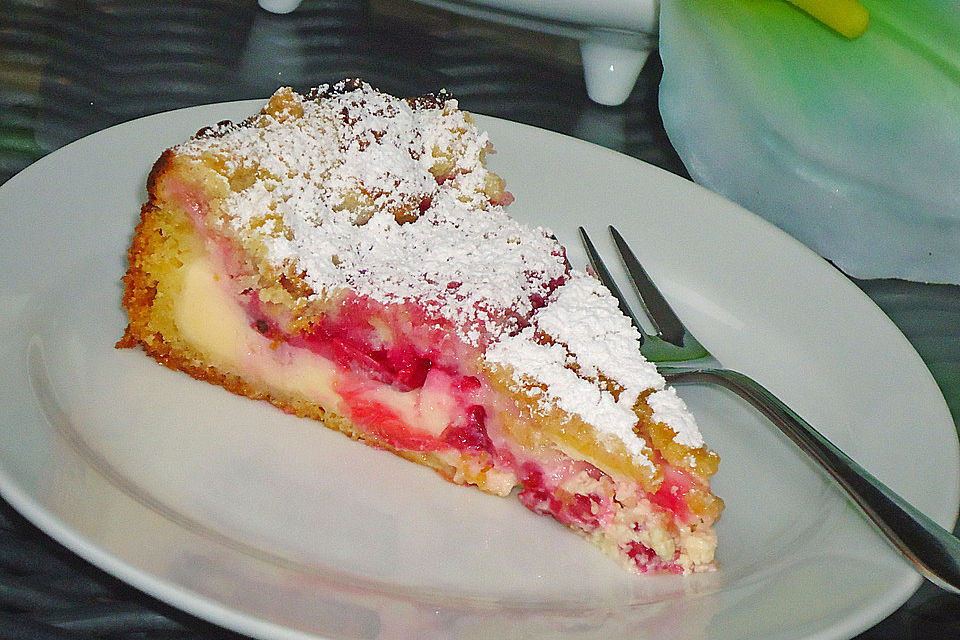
[[118, 80, 723, 574]]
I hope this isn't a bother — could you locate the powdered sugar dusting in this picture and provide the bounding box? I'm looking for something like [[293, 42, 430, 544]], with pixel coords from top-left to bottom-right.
[[648, 387, 704, 448], [177, 82, 567, 344], [534, 272, 663, 401], [486, 327, 653, 466], [486, 271, 704, 455]]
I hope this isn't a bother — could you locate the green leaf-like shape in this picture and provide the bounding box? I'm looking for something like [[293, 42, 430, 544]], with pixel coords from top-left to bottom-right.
[[659, 0, 960, 283]]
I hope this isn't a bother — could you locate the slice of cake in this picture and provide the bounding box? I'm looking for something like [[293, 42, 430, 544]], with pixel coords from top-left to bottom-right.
[[117, 79, 723, 574]]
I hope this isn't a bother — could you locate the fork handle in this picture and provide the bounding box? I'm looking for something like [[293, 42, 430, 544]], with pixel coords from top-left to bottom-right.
[[665, 367, 960, 594]]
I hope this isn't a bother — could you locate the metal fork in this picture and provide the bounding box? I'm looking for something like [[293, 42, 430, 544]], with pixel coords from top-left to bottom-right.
[[579, 225, 960, 594]]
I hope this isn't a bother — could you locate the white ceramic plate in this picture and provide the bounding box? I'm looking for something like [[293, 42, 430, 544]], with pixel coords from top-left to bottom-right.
[[0, 101, 957, 640]]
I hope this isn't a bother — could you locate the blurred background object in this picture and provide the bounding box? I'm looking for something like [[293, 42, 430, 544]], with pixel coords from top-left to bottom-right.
[[660, 0, 960, 284]]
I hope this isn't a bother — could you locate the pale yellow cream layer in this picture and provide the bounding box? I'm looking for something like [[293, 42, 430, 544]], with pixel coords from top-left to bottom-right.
[[174, 257, 341, 411], [173, 255, 461, 442]]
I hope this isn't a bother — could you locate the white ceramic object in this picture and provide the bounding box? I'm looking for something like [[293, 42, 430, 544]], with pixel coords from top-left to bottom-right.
[[258, 0, 302, 14], [260, 0, 659, 105], [658, 0, 960, 283], [410, 0, 658, 105], [1, 101, 957, 640]]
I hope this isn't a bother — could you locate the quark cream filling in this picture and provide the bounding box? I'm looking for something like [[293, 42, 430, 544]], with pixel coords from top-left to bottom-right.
[[174, 256, 343, 412], [174, 253, 474, 444]]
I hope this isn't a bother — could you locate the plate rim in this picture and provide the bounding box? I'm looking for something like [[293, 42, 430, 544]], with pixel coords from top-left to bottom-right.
[[0, 99, 956, 640]]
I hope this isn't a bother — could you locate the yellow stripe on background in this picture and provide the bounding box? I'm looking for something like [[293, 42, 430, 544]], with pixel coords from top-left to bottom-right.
[[786, 0, 870, 38]]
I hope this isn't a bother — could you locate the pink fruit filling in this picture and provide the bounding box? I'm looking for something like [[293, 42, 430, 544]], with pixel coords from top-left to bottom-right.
[[624, 541, 684, 575], [441, 406, 495, 453], [518, 462, 616, 533], [650, 462, 696, 523], [242, 289, 511, 461]]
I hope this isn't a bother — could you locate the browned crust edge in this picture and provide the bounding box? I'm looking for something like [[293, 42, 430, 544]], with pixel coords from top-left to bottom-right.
[[116, 148, 465, 485]]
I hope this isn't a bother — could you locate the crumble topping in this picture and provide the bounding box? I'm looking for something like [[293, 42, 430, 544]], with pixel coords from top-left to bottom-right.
[[175, 80, 704, 460], [532, 272, 662, 395], [485, 272, 700, 464], [177, 80, 565, 344]]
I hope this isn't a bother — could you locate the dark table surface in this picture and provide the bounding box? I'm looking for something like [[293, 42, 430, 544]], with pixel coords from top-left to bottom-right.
[[1, 1, 959, 638]]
